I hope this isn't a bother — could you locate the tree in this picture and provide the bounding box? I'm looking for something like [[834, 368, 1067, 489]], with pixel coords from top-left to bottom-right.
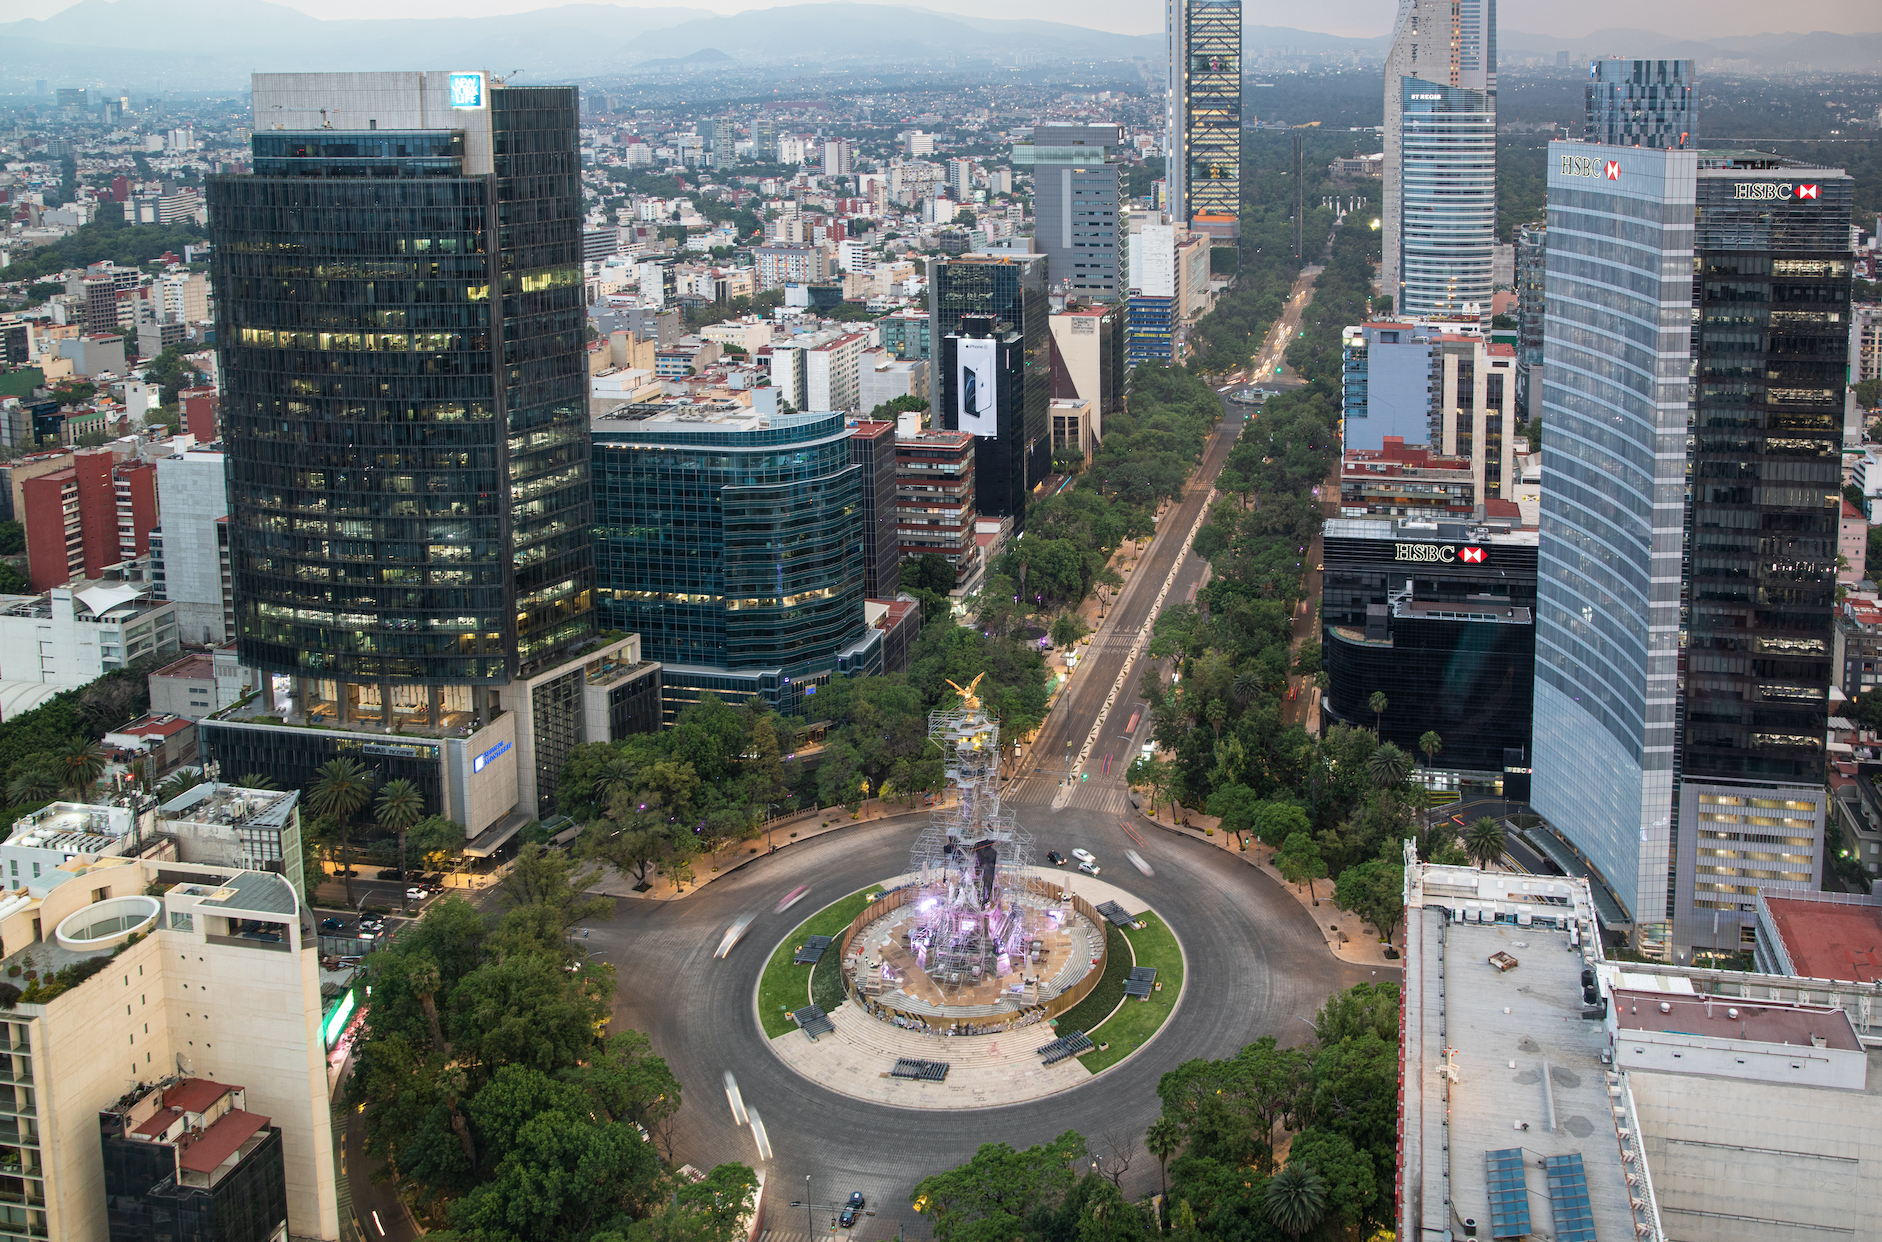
[[308, 757, 375, 908], [374, 778, 426, 881], [1274, 832, 1327, 905], [6, 765, 58, 806], [1465, 816, 1505, 869], [1127, 755, 1174, 820], [405, 815, 468, 874], [1365, 742, 1411, 791], [1417, 730, 1443, 769], [1050, 612, 1088, 649], [1264, 1166, 1326, 1240], [495, 842, 612, 948], [1367, 691, 1387, 734], [56, 740, 106, 801], [236, 772, 278, 790], [1283, 1129, 1379, 1234], [1332, 856, 1406, 945], [911, 1131, 1087, 1242], [1145, 1115, 1183, 1203]]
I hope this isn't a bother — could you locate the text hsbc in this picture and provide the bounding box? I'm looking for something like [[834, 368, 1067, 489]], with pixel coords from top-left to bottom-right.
[[1559, 156, 1619, 179], [1733, 182, 1819, 200]]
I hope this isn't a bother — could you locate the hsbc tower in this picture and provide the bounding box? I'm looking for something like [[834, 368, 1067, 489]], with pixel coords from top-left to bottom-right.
[[1531, 142, 1853, 960]]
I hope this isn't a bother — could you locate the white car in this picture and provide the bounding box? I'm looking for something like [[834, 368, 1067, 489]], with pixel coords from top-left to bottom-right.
[[715, 913, 756, 960], [1127, 850, 1154, 877], [1078, 861, 1101, 877], [1071, 849, 1096, 865]]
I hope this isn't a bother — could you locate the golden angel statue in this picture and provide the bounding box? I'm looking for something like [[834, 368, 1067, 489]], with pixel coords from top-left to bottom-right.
[[945, 672, 986, 712]]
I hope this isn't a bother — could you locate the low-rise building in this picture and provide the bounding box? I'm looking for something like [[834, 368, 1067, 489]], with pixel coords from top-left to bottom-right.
[[155, 783, 307, 908], [100, 1077, 289, 1242], [1339, 437, 1476, 518], [1401, 850, 1882, 1242], [0, 576, 179, 690], [146, 648, 252, 721], [894, 426, 977, 585], [858, 349, 927, 415], [101, 713, 196, 776]]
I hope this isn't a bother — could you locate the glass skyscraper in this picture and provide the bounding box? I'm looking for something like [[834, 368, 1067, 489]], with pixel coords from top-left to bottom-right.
[[929, 255, 1050, 527], [1532, 142, 1852, 960], [202, 72, 650, 837], [1383, 0, 1497, 319], [1165, 0, 1240, 235], [211, 72, 593, 721], [1585, 59, 1696, 148], [590, 404, 878, 721]]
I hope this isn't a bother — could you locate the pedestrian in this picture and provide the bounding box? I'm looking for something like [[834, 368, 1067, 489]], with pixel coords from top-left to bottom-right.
[[583, 927, 590, 939]]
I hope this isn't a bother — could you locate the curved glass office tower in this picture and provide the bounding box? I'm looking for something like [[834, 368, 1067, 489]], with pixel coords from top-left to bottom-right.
[[1533, 143, 1851, 959], [591, 405, 875, 720]]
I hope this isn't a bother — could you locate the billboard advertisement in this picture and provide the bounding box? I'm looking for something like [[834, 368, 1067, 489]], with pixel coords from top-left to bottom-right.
[[956, 337, 998, 438]]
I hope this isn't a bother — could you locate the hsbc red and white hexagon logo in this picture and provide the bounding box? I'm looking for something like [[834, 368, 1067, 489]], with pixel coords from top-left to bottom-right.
[[1459, 546, 1486, 564], [1797, 183, 1820, 199], [1604, 161, 1621, 181]]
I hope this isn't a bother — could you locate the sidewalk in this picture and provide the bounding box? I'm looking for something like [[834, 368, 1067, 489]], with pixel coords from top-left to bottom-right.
[[1129, 801, 1400, 969]]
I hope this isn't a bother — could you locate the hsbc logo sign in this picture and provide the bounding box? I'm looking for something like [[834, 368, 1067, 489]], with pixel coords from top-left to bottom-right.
[[1394, 543, 1487, 564], [1559, 154, 1613, 179], [1733, 182, 1820, 201]]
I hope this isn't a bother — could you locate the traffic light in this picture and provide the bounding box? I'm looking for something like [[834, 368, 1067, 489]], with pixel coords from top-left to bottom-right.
[[1081, 773, 1088, 782]]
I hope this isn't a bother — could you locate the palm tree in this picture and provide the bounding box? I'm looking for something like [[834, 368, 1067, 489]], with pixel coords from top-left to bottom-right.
[[1368, 690, 1388, 735], [1367, 741, 1412, 791], [1418, 730, 1443, 769], [157, 770, 204, 803], [236, 773, 278, 791], [409, 956, 450, 1056], [1465, 816, 1507, 870], [56, 740, 107, 801], [309, 758, 375, 907], [1145, 1116, 1183, 1203], [1265, 1166, 1327, 1240], [374, 778, 426, 882], [1232, 667, 1261, 706], [6, 768, 58, 807]]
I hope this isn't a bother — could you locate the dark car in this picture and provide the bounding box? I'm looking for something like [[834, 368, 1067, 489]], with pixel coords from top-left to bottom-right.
[[319, 917, 345, 932], [839, 1192, 865, 1227], [1046, 851, 1066, 865]]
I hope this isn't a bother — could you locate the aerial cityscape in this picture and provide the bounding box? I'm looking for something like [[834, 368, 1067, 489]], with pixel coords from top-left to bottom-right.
[[0, 0, 1878, 1238]]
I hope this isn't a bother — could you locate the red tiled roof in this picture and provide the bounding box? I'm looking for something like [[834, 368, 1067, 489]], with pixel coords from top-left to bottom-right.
[[162, 1078, 240, 1116], [176, 1110, 270, 1174], [114, 715, 192, 738], [1484, 498, 1523, 519], [133, 1107, 182, 1138], [1764, 896, 1882, 984], [153, 652, 216, 680]]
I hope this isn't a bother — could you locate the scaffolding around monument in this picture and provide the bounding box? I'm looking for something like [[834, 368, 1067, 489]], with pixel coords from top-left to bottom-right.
[[902, 680, 1044, 990]]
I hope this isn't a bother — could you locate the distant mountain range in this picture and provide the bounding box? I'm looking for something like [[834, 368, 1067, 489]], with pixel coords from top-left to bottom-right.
[[0, 0, 1875, 93], [0, 0, 1160, 90]]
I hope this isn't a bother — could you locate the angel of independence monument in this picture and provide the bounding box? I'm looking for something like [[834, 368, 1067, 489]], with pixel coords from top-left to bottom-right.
[[836, 676, 1110, 1032]]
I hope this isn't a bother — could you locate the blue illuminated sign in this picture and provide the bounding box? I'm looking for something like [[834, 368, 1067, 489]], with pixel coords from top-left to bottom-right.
[[472, 740, 511, 773], [448, 72, 486, 109]]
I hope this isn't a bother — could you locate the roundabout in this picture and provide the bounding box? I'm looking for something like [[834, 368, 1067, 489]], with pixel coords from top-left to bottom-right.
[[599, 809, 1391, 1239], [754, 869, 1185, 1110]]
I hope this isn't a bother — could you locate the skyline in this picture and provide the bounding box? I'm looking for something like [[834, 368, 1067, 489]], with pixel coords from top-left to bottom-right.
[[2, 0, 1879, 45]]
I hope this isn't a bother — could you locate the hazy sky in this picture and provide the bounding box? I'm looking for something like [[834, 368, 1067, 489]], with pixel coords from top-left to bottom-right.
[[4, 0, 1878, 39]]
